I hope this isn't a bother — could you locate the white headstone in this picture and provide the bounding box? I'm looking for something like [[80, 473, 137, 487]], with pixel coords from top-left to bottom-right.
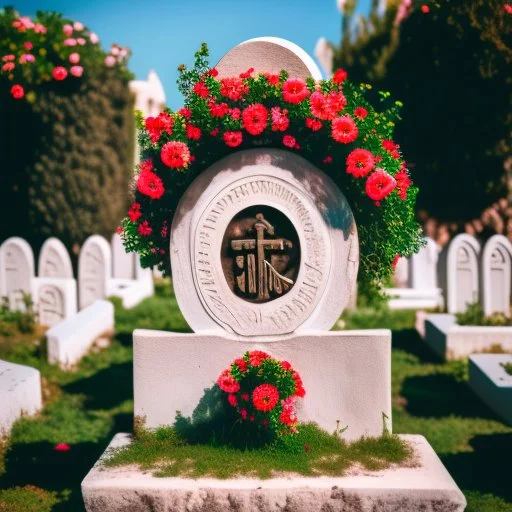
[[393, 256, 409, 288], [171, 148, 358, 337], [482, 235, 512, 318], [38, 237, 73, 278], [0, 237, 35, 310], [111, 233, 135, 279], [216, 37, 322, 81], [78, 235, 111, 310], [408, 237, 439, 290], [35, 278, 77, 327], [446, 234, 481, 314]]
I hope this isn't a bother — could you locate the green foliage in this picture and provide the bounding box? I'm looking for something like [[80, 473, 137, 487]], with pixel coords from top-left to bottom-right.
[[455, 302, 511, 327], [501, 362, 512, 376], [0, 485, 60, 512], [0, 8, 135, 250], [104, 422, 411, 479], [0, 294, 37, 336], [122, 43, 423, 291], [333, 0, 512, 221]]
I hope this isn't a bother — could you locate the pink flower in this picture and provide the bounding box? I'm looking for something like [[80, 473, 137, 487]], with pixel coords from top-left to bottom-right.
[[227, 394, 237, 407], [77, 38, 86, 46], [24, 42, 33, 50], [271, 106, 289, 132], [2, 55, 15, 62], [283, 135, 296, 148], [70, 66, 83, 77], [89, 33, 99, 44], [365, 169, 397, 201], [73, 21, 84, 31], [19, 54, 35, 63], [34, 24, 47, 34], [105, 55, 116, 67], [63, 24, 73, 36], [2, 62, 15, 72], [69, 53, 80, 64], [505, 4, 512, 14], [63, 38, 77, 47], [52, 66, 68, 81], [54, 443, 70, 452]]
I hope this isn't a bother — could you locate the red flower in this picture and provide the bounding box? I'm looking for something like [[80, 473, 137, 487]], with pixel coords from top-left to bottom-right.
[[193, 80, 209, 98], [279, 397, 297, 426], [52, 66, 67, 81], [2, 54, 15, 61], [241, 393, 249, 401], [137, 169, 164, 199], [116, 226, 123, 235], [240, 409, 248, 420], [209, 102, 229, 118], [140, 159, 153, 173], [271, 106, 289, 132], [382, 139, 400, 159], [505, 4, 512, 14], [310, 91, 331, 120], [161, 221, 168, 238], [239, 67, 254, 79], [3, 62, 15, 72], [332, 69, 347, 84], [227, 394, 237, 407], [252, 384, 279, 412], [283, 135, 296, 148], [138, 221, 152, 236], [421, 4, 430, 13], [332, 116, 358, 144], [354, 107, 368, 119], [223, 131, 243, 147], [365, 169, 397, 201], [395, 165, 411, 200], [264, 72, 280, 86], [210, 128, 219, 136], [230, 108, 241, 120], [145, 113, 174, 143], [206, 68, 218, 77], [346, 149, 375, 178], [186, 124, 201, 140], [306, 117, 322, 131], [323, 156, 333, 164], [178, 107, 192, 119], [281, 361, 292, 370], [392, 255, 400, 269], [220, 77, 248, 101], [161, 141, 191, 169], [234, 358, 247, 373], [10, 84, 24, 99], [326, 91, 346, 116], [292, 371, 305, 398], [128, 203, 142, 222], [242, 104, 268, 135], [54, 443, 70, 452], [248, 350, 270, 367], [282, 78, 310, 104], [217, 369, 240, 393]]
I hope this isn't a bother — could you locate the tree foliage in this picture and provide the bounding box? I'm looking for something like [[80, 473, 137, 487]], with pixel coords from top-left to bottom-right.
[[333, 0, 512, 221]]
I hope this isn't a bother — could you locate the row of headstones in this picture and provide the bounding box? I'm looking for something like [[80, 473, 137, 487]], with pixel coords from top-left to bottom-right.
[[0, 233, 153, 327], [394, 234, 512, 316]]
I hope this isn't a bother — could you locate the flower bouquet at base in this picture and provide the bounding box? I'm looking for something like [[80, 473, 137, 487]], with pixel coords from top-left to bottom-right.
[[215, 350, 305, 447]]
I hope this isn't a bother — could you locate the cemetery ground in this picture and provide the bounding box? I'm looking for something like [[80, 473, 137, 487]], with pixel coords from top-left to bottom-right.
[[0, 282, 511, 511]]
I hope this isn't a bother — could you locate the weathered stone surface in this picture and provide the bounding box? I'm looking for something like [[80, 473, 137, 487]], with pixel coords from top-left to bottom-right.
[[134, 329, 390, 441], [0, 359, 42, 435], [469, 354, 512, 425], [170, 148, 358, 336], [425, 313, 512, 360], [81, 434, 466, 512], [46, 299, 114, 369], [216, 37, 322, 81]]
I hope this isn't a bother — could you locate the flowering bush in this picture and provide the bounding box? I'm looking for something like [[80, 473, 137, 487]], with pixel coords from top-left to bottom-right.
[[120, 44, 423, 290], [216, 351, 305, 438], [0, 7, 131, 102]]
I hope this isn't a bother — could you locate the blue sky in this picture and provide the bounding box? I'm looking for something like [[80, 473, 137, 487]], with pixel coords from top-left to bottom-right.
[[15, 0, 371, 108]]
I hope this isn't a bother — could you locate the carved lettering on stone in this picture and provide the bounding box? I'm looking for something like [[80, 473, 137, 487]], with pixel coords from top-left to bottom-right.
[[38, 284, 65, 327]]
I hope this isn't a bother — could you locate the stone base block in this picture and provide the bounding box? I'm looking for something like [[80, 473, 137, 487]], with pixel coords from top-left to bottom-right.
[[469, 354, 512, 425], [0, 359, 42, 435], [385, 288, 443, 310], [46, 299, 114, 369], [108, 278, 154, 309], [425, 314, 512, 360], [81, 433, 466, 512], [134, 329, 391, 441]]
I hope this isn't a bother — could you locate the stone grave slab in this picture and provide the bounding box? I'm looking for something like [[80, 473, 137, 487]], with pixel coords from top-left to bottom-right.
[[38, 237, 74, 278], [0, 359, 42, 435], [424, 313, 512, 361], [82, 433, 466, 512], [469, 354, 512, 425], [0, 237, 35, 310], [481, 235, 512, 318], [46, 299, 114, 369], [34, 277, 77, 327]]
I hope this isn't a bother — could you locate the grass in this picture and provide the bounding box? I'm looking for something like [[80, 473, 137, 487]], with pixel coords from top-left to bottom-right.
[[105, 423, 410, 479], [0, 281, 511, 510]]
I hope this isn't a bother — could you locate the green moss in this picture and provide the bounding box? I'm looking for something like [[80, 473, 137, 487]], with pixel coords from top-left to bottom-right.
[[104, 423, 411, 479], [0, 485, 60, 512]]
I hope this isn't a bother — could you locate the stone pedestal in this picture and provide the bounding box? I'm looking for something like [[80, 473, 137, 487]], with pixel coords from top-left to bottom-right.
[[81, 433, 466, 512]]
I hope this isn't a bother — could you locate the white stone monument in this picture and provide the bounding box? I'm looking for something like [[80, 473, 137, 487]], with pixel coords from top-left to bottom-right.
[[38, 237, 73, 278], [82, 37, 465, 512], [445, 234, 481, 314], [481, 235, 512, 318], [0, 237, 35, 310], [78, 235, 111, 310], [111, 233, 135, 279]]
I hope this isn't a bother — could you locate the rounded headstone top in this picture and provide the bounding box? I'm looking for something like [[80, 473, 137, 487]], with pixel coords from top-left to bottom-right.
[[215, 37, 323, 81], [170, 148, 358, 338]]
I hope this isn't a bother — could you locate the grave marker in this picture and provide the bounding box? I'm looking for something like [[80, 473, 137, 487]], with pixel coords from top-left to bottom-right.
[[38, 237, 73, 278]]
